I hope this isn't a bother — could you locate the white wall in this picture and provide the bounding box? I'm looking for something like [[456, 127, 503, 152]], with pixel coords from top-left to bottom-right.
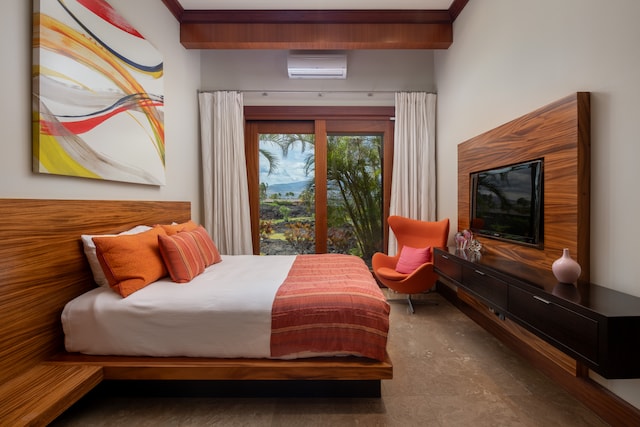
[[201, 49, 435, 105], [0, 0, 202, 220], [434, 0, 640, 410], [5, 0, 638, 412]]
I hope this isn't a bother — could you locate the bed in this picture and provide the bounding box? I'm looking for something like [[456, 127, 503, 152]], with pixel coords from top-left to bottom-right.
[[0, 199, 392, 400], [63, 251, 389, 361]]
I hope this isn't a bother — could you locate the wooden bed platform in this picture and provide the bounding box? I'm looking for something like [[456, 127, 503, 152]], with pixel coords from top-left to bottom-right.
[[0, 199, 392, 425], [49, 353, 393, 382]]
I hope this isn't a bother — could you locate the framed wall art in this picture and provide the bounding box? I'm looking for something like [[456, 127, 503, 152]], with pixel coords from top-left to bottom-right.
[[32, 0, 165, 185]]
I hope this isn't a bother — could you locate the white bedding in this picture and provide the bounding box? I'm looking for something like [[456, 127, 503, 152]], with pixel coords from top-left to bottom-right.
[[62, 255, 296, 358]]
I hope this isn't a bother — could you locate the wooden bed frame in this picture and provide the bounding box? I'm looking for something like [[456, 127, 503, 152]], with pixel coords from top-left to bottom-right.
[[0, 199, 392, 424]]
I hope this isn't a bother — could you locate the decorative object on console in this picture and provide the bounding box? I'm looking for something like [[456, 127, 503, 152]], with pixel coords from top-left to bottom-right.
[[455, 229, 482, 253], [468, 238, 482, 253], [454, 231, 466, 250], [551, 248, 581, 284]]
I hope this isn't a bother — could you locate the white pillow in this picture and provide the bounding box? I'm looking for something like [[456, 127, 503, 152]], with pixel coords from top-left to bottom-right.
[[81, 225, 152, 287]]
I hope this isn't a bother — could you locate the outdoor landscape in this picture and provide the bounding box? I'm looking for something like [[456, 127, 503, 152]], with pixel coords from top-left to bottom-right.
[[258, 133, 384, 266]]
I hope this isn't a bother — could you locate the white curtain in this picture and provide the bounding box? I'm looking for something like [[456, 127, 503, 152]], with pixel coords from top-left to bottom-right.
[[199, 91, 252, 255], [388, 92, 437, 254]]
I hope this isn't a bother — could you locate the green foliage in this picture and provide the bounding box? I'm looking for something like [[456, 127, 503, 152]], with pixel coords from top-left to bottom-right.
[[299, 188, 315, 215], [259, 220, 274, 239], [284, 221, 314, 253], [259, 182, 269, 201], [279, 205, 291, 221], [326, 135, 383, 263], [259, 148, 279, 175], [328, 227, 356, 254], [259, 132, 382, 264]]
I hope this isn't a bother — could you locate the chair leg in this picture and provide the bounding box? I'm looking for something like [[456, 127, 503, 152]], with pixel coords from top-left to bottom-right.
[[406, 294, 415, 314], [386, 291, 416, 314], [386, 290, 438, 314]]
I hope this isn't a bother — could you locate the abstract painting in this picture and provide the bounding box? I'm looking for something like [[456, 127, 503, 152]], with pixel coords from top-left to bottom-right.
[[32, 0, 165, 185]]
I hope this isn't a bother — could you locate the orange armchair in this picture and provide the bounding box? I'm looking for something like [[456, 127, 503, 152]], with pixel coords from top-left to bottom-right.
[[372, 216, 450, 313]]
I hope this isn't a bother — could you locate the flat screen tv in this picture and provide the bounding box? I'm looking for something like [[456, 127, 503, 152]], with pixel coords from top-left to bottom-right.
[[470, 159, 543, 247]]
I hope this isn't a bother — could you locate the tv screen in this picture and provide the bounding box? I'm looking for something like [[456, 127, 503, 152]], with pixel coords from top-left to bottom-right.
[[470, 159, 543, 247]]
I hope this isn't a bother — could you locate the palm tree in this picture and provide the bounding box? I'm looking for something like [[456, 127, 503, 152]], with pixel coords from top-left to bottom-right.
[[325, 136, 382, 263], [259, 133, 382, 263], [259, 133, 314, 175]]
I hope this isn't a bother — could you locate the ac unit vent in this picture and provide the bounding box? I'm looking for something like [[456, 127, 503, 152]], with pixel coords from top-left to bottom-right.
[[287, 54, 347, 79]]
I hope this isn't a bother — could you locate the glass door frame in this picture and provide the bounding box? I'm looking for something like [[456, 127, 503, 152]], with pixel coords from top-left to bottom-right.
[[245, 106, 395, 256]]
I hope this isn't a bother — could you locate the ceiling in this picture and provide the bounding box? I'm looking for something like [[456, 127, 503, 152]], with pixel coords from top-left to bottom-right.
[[162, 0, 467, 49], [177, 1, 456, 10]]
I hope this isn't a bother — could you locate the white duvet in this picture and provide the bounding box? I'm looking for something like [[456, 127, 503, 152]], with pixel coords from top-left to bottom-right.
[[62, 255, 296, 358]]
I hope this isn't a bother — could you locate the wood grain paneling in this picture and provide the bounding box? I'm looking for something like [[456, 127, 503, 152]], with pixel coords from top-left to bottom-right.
[[0, 198, 392, 400], [181, 22, 453, 49], [0, 199, 191, 385], [160, 2, 469, 50], [0, 364, 103, 426], [180, 10, 453, 24], [458, 93, 590, 292], [50, 353, 393, 381]]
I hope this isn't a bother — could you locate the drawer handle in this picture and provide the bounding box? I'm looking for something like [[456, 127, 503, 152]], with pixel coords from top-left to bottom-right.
[[533, 295, 551, 304], [474, 269, 486, 276], [441, 255, 449, 260]]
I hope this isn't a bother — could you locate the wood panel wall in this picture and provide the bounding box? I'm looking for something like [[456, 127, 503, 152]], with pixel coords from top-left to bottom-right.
[[0, 199, 191, 384], [158, 2, 470, 50], [457, 93, 590, 289]]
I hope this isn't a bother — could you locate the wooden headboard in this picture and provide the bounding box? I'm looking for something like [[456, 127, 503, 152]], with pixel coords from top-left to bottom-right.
[[0, 199, 191, 384], [458, 93, 590, 288]]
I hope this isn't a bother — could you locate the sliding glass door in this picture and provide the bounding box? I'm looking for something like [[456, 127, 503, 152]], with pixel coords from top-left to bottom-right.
[[258, 132, 315, 255], [245, 107, 394, 266], [325, 134, 383, 265]]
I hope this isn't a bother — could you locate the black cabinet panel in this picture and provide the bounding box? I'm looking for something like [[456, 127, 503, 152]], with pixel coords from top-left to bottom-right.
[[434, 251, 462, 283], [508, 285, 598, 363], [433, 247, 640, 379], [461, 266, 508, 311]]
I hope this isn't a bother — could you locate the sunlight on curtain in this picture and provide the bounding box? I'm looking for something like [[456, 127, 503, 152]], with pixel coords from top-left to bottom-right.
[[199, 91, 252, 254], [388, 92, 437, 255]]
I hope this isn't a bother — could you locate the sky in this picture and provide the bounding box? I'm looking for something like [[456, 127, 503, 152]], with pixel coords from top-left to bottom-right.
[[259, 141, 312, 186]]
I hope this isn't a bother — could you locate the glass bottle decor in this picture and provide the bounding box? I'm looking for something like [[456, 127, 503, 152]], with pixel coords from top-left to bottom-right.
[[551, 248, 581, 284]]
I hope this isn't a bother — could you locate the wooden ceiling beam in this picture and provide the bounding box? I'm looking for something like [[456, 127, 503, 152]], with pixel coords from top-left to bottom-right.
[[180, 22, 453, 49], [162, 1, 468, 49], [179, 10, 452, 24]]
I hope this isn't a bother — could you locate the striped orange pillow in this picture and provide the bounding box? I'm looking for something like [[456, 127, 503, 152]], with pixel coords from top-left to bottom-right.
[[189, 226, 222, 266], [159, 220, 199, 236], [158, 232, 206, 283]]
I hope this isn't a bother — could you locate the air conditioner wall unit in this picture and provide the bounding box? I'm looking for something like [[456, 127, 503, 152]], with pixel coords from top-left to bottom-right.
[[287, 54, 347, 79]]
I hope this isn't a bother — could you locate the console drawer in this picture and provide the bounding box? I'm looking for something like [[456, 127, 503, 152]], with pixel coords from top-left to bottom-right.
[[434, 251, 462, 283], [461, 266, 508, 310], [509, 285, 599, 363]]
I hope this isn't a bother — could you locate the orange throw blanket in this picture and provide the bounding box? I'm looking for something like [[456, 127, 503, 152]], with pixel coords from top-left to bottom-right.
[[271, 254, 390, 361]]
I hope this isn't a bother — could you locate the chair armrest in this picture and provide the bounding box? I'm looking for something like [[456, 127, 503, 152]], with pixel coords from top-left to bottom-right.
[[372, 252, 399, 271]]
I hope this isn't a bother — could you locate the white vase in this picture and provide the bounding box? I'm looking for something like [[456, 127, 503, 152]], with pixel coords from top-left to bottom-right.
[[552, 248, 581, 284]]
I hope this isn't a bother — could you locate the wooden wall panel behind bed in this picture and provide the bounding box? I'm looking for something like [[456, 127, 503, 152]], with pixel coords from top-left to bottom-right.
[[0, 199, 191, 384], [1, 198, 392, 388]]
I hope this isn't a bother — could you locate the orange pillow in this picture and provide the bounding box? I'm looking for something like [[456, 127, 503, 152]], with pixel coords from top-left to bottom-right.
[[189, 226, 222, 266], [93, 226, 168, 297], [158, 232, 205, 283], [159, 220, 199, 236], [395, 246, 432, 274]]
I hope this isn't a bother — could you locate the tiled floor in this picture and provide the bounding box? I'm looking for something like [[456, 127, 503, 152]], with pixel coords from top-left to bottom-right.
[[50, 291, 609, 426]]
